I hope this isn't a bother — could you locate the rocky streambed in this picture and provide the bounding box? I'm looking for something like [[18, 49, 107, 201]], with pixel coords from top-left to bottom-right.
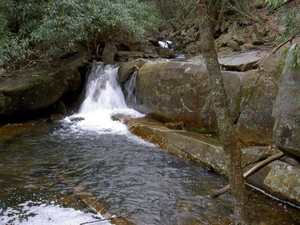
[[1, 47, 300, 208]]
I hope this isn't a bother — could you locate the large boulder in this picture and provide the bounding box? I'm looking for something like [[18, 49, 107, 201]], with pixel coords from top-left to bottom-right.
[[118, 51, 284, 145], [118, 59, 147, 83], [273, 44, 300, 160], [0, 66, 81, 116], [236, 70, 278, 145], [132, 60, 242, 133], [236, 47, 284, 145]]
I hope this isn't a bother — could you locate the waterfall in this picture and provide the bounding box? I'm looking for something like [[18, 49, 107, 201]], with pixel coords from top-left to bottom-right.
[[124, 71, 138, 108], [66, 62, 142, 133], [79, 63, 127, 113]]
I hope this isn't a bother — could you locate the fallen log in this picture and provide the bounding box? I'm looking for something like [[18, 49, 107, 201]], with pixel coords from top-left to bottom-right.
[[211, 151, 285, 197]]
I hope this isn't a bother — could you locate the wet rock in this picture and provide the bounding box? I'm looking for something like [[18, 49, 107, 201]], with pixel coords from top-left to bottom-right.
[[111, 113, 130, 122], [123, 47, 294, 148], [0, 121, 45, 143], [0, 67, 81, 116], [118, 59, 147, 83], [70, 117, 85, 122], [126, 117, 227, 173]]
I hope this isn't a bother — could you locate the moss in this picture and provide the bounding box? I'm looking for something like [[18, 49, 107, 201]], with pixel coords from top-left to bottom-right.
[[264, 163, 300, 203]]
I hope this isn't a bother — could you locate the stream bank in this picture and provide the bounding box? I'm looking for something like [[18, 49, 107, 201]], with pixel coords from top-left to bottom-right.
[[120, 115, 300, 207], [1, 116, 299, 225], [1, 56, 299, 224], [117, 45, 300, 207]]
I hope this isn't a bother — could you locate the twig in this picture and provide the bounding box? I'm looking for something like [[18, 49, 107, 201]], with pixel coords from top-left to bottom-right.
[[227, 1, 262, 24], [269, 32, 298, 55], [211, 151, 285, 197]]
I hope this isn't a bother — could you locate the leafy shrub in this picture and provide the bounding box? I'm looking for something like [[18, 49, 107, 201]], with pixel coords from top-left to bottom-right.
[[0, 0, 161, 75]]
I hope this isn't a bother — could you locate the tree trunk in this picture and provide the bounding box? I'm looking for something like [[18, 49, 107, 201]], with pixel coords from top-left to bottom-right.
[[195, 1, 248, 224]]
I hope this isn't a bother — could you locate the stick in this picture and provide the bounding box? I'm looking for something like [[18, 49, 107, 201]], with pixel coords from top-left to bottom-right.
[[211, 151, 285, 197], [269, 32, 298, 56]]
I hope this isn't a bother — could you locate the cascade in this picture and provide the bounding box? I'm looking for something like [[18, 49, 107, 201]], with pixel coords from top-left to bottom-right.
[[80, 63, 127, 112], [67, 62, 141, 132], [124, 71, 138, 108]]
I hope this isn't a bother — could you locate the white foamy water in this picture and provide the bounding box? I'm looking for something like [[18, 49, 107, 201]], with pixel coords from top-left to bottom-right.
[[0, 201, 111, 225], [64, 63, 143, 134]]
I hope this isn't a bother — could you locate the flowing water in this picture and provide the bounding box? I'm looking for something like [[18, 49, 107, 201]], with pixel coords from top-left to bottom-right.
[[0, 63, 299, 225]]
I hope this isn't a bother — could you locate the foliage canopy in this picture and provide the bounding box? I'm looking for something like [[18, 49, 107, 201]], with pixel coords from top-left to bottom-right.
[[0, 0, 161, 74]]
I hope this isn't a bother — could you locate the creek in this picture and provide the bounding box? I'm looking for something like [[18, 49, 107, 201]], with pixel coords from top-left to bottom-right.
[[0, 63, 299, 225]]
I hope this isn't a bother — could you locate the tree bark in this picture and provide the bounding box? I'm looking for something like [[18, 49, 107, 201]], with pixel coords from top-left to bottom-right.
[[195, 1, 248, 224]]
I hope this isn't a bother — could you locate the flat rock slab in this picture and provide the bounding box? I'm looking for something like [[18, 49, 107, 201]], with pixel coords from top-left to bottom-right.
[[218, 50, 267, 71], [123, 116, 300, 206]]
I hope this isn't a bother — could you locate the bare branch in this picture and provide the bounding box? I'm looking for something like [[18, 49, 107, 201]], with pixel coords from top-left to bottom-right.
[[211, 151, 285, 197]]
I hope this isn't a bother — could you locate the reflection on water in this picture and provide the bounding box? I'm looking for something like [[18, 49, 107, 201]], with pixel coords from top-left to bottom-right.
[[0, 121, 299, 225]]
